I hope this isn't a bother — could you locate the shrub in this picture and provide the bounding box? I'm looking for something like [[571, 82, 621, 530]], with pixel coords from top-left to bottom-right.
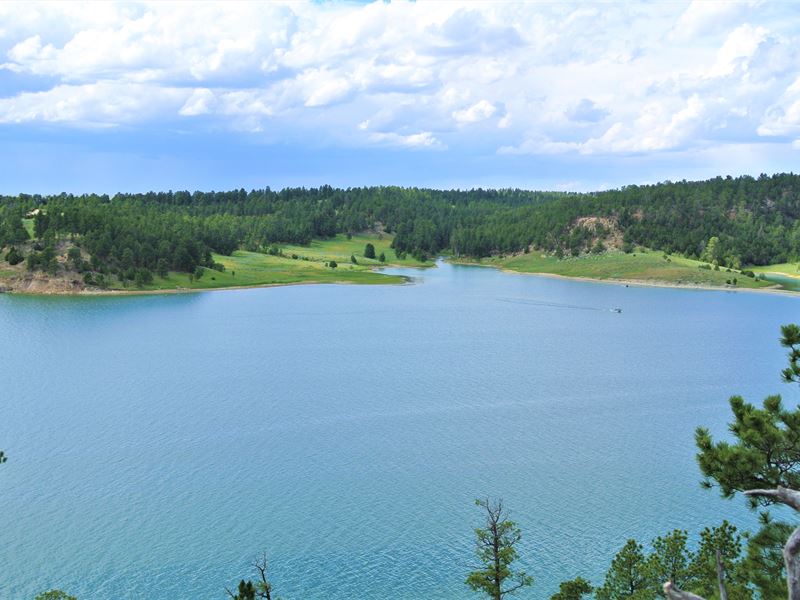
[[4, 246, 23, 266]]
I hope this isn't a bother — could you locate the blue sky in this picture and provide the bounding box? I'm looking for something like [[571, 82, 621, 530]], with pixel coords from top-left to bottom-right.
[[1, 1, 799, 194]]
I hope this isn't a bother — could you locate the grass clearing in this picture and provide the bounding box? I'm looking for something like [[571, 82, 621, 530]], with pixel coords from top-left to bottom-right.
[[0, 233, 418, 293], [454, 249, 779, 290], [133, 252, 407, 291], [22, 219, 34, 239], [280, 234, 431, 268]]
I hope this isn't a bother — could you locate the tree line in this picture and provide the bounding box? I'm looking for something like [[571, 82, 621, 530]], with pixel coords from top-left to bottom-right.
[[3, 174, 800, 285]]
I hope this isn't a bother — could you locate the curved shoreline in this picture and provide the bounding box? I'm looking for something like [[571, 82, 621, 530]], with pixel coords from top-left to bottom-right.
[[0, 273, 416, 297], [2, 261, 798, 297], [448, 259, 800, 297]]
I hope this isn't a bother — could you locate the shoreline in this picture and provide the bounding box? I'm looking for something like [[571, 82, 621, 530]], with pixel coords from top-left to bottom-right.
[[3, 260, 799, 298], [0, 273, 416, 298], [448, 259, 800, 297]]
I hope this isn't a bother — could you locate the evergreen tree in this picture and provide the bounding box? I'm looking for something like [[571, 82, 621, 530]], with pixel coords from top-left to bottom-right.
[[4, 246, 23, 265], [226, 553, 276, 600], [466, 498, 533, 600], [550, 577, 592, 600], [364, 243, 376, 259], [596, 539, 653, 600], [742, 513, 792, 600], [647, 530, 697, 594]]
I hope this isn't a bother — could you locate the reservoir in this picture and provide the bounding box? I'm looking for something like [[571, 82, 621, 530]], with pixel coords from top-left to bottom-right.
[[1, 261, 798, 599]]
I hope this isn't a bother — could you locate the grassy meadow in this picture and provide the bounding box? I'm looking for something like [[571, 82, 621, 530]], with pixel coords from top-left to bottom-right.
[[454, 249, 782, 290], [128, 234, 424, 292]]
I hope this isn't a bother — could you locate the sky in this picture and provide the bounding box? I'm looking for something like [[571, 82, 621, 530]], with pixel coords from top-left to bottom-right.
[[0, 0, 799, 194]]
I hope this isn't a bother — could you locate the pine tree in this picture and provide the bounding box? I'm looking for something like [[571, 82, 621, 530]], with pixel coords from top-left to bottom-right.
[[466, 498, 532, 600]]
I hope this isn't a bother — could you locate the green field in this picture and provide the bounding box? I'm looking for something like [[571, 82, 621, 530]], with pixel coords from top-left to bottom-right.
[[0, 233, 427, 294], [280, 234, 430, 268], [454, 249, 781, 290], [126, 234, 422, 292]]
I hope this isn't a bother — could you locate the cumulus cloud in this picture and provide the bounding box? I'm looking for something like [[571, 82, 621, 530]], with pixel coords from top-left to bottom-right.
[[758, 76, 800, 137], [566, 99, 608, 123], [0, 0, 798, 159], [671, 0, 759, 40], [452, 100, 496, 124], [368, 130, 443, 149], [0, 81, 188, 125]]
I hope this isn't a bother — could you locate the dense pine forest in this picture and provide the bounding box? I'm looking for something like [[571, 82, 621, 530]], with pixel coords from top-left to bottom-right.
[[1, 173, 800, 284]]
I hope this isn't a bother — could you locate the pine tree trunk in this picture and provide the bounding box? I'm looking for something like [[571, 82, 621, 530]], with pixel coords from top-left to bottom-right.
[[715, 548, 728, 600], [784, 525, 800, 600], [743, 487, 800, 600]]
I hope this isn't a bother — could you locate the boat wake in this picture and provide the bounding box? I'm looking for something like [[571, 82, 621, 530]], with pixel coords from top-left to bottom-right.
[[496, 297, 622, 313]]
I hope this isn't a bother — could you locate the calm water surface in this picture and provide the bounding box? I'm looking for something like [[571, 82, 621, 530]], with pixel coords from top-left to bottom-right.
[[1, 262, 799, 599]]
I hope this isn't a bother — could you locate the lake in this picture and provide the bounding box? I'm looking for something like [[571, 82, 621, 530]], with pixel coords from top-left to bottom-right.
[[1, 261, 799, 599]]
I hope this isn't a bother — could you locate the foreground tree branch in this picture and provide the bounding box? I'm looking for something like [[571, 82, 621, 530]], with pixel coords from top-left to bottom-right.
[[663, 582, 706, 600]]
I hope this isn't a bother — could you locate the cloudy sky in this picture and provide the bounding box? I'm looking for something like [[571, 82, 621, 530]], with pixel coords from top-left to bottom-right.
[[1, 1, 799, 193]]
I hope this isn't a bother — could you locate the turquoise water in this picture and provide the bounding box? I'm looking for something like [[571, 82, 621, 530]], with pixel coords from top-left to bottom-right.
[[1, 261, 799, 599]]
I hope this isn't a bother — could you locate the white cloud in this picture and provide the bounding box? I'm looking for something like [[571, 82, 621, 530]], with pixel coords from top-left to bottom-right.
[[0, 0, 797, 158], [452, 100, 496, 123], [179, 88, 215, 116], [369, 131, 444, 149], [0, 81, 188, 125], [709, 24, 768, 77], [758, 76, 800, 137], [671, 1, 759, 40]]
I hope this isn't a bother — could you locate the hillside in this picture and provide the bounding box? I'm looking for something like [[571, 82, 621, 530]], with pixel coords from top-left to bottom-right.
[[1, 174, 800, 293]]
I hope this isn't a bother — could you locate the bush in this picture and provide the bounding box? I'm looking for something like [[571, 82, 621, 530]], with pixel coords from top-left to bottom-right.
[[5, 246, 23, 265], [364, 243, 376, 259], [351, 254, 357, 264], [329, 260, 338, 268], [379, 252, 386, 262]]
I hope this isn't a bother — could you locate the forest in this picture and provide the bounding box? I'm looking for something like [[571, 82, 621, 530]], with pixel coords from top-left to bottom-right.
[[1, 173, 800, 286]]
